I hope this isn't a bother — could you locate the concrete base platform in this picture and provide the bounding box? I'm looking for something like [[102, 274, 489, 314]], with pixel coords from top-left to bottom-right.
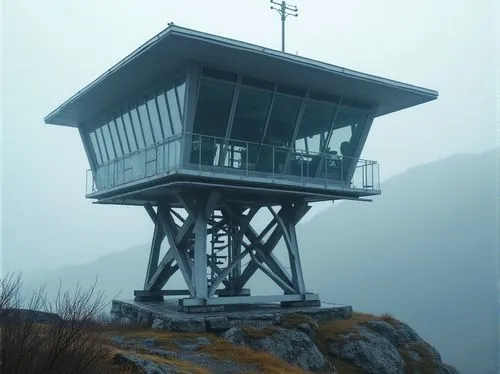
[[110, 299, 352, 333]]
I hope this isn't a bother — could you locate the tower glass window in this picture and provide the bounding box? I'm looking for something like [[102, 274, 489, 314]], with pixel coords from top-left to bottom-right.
[[147, 97, 163, 142], [193, 77, 235, 138], [101, 122, 116, 160], [167, 87, 183, 134], [138, 101, 154, 146], [108, 120, 123, 158], [130, 107, 145, 149], [122, 111, 138, 152], [156, 91, 173, 138], [89, 131, 102, 164], [115, 115, 130, 155]]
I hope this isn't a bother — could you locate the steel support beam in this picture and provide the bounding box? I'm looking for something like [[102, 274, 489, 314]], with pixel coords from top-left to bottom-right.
[[139, 193, 317, 306]]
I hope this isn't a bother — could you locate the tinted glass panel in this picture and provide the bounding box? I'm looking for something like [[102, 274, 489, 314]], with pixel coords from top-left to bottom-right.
[[167, 87, 182, 134], [156, 92, 173, 137], [193, 78, 235, 137], [202, 67, 237, 82], [265, 94, 302, 147], [138, 102, 154, 145], [296, 100, 337, 154], [101, 123, 116, 160], [231, 86, 273, 143], [130, 107, 145, 148], [147, 97, 163, 142], [108, 120, 123, 157], [328, 105, 367, 157], [175, 81, 185, 119], [122, 112, 138, 152], [242, 76, 274, 91], [115, 115, 130, 155], [89, 131, 102, 164], [95, 127, 109, 163]]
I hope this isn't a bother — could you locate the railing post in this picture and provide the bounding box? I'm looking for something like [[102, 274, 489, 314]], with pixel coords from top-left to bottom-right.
[[272, 146, 275, 181], [301, 155, 303, 181], [371, 161, 374, 190], [341, 156, 344, 186], [246, 141, 249, 176]]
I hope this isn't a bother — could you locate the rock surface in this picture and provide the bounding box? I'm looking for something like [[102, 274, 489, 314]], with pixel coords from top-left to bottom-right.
[[107, 305, 460, 374], [328, 327, 405, 374], [222, 326, 333, 372]]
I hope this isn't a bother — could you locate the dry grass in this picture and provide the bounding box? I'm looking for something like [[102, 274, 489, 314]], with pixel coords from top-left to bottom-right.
[[379, 313, 400, 327], [399, 341, 440, 373], [241, 325, 281, 339], [280, 313, 317, 327], [105, 329, 213, 352], [134, 352, 210, 374], [334, 358, 363, 374], [199, 338, 309, 374], [317, 312, 376, 338]]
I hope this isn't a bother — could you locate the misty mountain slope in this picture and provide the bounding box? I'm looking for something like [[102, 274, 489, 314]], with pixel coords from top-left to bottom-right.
[[298, 149, 498, 374], [22, 244, 149, 303]]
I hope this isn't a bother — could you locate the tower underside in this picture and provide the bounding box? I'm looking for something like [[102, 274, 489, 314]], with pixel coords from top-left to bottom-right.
[[135, 190, 321, 312]]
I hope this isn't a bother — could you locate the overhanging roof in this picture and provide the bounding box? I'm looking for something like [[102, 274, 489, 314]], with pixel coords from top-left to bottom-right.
[[44, 25, 438, 127]]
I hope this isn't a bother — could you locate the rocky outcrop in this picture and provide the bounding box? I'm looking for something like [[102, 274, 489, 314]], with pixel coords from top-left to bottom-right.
[[325, 318, 460, 374], [222, 326, 333, 372], [108, 304, 459, 374]]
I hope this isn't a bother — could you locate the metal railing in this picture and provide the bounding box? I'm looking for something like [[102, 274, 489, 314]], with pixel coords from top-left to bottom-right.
[[86, 132, 380, 195]]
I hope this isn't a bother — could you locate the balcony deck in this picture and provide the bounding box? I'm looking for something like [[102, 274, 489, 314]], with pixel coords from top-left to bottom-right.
[[86, 133, 381, 206]]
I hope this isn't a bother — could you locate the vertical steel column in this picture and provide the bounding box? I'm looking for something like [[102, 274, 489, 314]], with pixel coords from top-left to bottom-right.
[[193, 206, 208, 299], [192, 192, 220, 299]]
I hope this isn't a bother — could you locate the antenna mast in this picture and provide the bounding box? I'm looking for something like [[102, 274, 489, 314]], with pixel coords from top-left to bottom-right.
[[270, 0, 298, 52]]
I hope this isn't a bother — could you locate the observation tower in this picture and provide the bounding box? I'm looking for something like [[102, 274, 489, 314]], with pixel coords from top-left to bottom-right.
[[44, 25, 437, 312]]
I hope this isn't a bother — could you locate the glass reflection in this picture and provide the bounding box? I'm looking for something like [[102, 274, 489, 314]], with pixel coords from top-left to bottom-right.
[[156, 92, 173, 137], [130, 107, 145, 149], [175, 82, 185, 118], [101, 123, 116, 160], [115, 115, 130, 155], [138, 102, 154, 146], [108, 120, 123, 157], [89, 131, 102, 164], [167, 87, 182, 134], [193, 78, 235, 138], [95, 127, 108, 163], [147, 97, 163, 142], [122, 111, 138, 152]]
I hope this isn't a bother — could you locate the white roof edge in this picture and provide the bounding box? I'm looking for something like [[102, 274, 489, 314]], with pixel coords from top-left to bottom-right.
[[45, 25, 438, 123]]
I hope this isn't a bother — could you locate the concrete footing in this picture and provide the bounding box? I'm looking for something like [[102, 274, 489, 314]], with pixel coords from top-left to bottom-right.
[[110, 299, 352, 333]]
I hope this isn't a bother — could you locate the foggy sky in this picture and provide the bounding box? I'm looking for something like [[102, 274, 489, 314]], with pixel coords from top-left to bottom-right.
[[1, 0, 498, 273]]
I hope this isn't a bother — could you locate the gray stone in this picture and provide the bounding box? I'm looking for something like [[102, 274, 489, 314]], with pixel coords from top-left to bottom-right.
[[228, 318, 276, 329], [111, 335, 125, 345], [171, 336, 211, 351], [150, 348, 179, 360], [328, 327, 405, 374], [121, 304, 138, 320], [113, 352, 180, 373], [141, 338, 156, 348], [364, 320, 399, 346], [152, 318, 166, 329], [296, 322, 315, 339], [222, 326, 331, 372], [169, 317, 206, 333], [113, 316, 135, 326], [221, 327, 246, 344], [137, 310, 153, 327], [206, 316, 229, 331], [250, 313, 277, 321], [110, 301, 122, 315]]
